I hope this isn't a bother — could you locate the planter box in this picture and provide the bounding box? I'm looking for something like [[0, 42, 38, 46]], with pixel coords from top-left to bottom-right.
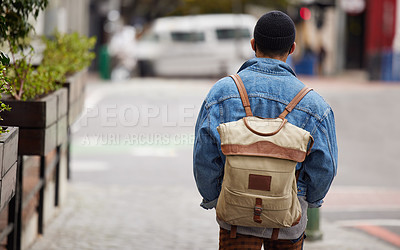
[[0, 88, 68, 156], [57, 116, 68, 145], [0, 127, 18, 212], [64, 70, 87, 125]]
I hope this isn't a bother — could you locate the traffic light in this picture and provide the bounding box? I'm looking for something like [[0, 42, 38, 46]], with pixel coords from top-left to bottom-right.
[[299, 7, 311, 20]]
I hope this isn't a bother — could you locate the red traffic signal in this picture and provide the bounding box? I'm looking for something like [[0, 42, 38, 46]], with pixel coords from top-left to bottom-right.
[[300, 7, 311, 20]]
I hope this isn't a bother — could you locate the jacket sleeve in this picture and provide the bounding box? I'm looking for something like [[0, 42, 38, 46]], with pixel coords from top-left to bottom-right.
[[193, 101, 224, 209], [303, 108, 338, 207]]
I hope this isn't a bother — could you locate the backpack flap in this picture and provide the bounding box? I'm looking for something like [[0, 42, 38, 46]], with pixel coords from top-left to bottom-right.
[[217, 116, 313, 162]]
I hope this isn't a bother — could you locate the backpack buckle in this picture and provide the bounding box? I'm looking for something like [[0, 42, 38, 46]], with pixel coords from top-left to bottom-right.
[[254, 206, 262, 216], [253, 198, 263, 223]]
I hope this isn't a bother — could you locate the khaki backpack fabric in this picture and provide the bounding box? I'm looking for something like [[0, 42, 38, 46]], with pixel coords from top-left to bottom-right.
[[216, 74, 314, 230]]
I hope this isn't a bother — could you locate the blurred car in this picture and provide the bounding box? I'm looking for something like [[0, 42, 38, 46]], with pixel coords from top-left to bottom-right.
[[136, 14, 257, 77]]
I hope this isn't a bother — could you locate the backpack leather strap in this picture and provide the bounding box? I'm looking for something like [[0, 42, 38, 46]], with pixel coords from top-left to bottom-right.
[[230, 74, 253, 117], [279, 87, 313, 119], [230, 74, 312, 119], [230, 225, 237, 238], [254, 198, 263, 224], [271, 228, 280, 240]]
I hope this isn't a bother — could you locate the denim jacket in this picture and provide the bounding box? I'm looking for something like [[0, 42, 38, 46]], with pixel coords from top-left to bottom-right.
[[193, 57, 338, 210]]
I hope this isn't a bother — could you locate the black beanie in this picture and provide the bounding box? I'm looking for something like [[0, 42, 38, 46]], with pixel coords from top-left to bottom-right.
[[254, 11, 296, 51]]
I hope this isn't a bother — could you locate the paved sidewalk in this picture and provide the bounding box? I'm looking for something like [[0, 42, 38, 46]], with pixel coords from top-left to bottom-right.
[[29, 181, 398, 250]]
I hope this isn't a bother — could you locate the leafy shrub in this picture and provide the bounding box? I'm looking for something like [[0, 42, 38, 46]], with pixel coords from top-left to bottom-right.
[[0, 63, 11, 133], [41, 31, 96, 82], [0, 0, 49, 101], [0, 0, 48, 52], [0, 2, 95, 101], [4, 58, 62, 101]]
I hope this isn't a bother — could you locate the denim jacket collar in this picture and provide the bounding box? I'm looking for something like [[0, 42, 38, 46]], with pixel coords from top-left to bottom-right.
[[238, 57, 297, 77]]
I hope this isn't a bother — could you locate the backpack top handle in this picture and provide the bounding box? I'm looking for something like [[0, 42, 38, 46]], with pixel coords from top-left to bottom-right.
[[230, 74, 313, 137]]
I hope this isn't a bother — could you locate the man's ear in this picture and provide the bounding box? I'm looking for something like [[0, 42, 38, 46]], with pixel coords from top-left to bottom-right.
[[289, 42, 296, 55], [251, 38, 256, 52]]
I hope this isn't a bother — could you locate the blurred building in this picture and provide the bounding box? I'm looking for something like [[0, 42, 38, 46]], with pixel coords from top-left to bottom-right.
[[293, 0, 399, 81], [30, 0, 91, 65], [35, 0, 91, 36], [32, 0, 399, 81], [363, 0, 399, 81]]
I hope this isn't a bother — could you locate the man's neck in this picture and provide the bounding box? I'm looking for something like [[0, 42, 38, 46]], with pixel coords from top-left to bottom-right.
[[256, 53, 288, 63]]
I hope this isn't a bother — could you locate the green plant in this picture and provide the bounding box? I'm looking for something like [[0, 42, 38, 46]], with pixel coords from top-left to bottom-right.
[[41, 31, 96, 82], [0, 0, 49, 101], [0, 0, 49, 53], [0, 63, 11, 133], [0, 52, 10, 66], [4, 58, 61, 101], [3, 30, 96, 101]]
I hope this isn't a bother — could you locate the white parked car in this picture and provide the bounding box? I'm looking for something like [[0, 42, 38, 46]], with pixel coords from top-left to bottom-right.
[[136, 14, 257, 77]]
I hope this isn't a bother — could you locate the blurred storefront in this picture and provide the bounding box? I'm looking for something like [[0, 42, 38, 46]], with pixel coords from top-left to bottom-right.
[[364, 0, 399, 81], [289, 0, 337, 76], [341, 0, 399, 81], [293, 0, 399, 81]]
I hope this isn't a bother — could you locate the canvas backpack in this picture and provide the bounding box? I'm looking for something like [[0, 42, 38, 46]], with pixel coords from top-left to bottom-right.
[[216, 74, 314, 238]]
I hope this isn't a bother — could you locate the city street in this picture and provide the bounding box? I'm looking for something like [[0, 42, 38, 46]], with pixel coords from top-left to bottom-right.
[[30, 75, 400, 250]]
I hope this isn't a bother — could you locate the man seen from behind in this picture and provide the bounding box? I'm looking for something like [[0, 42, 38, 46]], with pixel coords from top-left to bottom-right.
[[193, 11, 338, 250]]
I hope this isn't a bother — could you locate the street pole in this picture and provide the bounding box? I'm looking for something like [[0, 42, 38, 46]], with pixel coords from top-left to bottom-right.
[[306, 207, 323, 241]]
